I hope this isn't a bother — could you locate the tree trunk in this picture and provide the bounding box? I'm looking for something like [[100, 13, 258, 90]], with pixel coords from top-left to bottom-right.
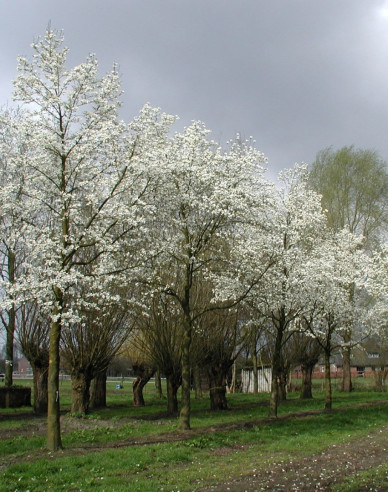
[[324, 349, 332, 412], [208, 366, 228, 410], [373, 368, 383, 392], [228, 361, 237, 394], [300, 362, 314, 399], [278, 364, 288, 401], [373, 367, 388, 392], [154, 370, 163, 398], [90, 370, 107, 409], [269, 364, 280, 417], [132, 376, 148, 407], [179, 314, 192, 429], [193, 365, 203, 399], [132, 363, 154, 407], [5, 250, 16, 388], [252, 350, 259, 395], [47, 298, 63, 451], [341, 343, 353, 392], [71, 371, 92, 414], [32, 363, 48, 415], [166, 376, 179, 415], [269, 322, 283, 417]]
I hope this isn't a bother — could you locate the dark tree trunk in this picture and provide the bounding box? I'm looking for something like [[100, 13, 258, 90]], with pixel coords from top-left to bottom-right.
[[193, 365, 203, 399], [300, 362, 314, 399], [4, 307, 15, 388], [208, 366, 228, 411], [90, 370, 107, 409], [71, 370, 92, 414], [32, 363, 48, 415], [154, 370, 163, 398], [228, 361, 237, 394], [179, 313, 192, 429], [252, 349, 259, 395], [132, 363, 154, 407], [47, 289, 63, 451], [269, 320, 284, 417], [373, 367, 388, 392], [133, 376, 147, 407], [278, 364, 288, 401], [341, 342, 353, 392], [166, 376, 179, 415], [269, 359, 281, 417], [5, 251, 16, 388], [324, 349, 332, 412]]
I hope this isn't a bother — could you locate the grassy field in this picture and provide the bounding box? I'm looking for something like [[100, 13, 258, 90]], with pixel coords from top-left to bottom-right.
[[0, 378, 387, 491]]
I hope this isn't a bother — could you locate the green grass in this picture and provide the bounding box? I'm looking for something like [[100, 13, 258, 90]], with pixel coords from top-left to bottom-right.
[[332, 462, 388, 491], [0, 379, 387, 491]]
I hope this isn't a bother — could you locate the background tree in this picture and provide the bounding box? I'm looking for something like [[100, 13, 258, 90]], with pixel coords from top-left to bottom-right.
[[133, 292, 183, 415], [121, 339, 156, 408], [309, 146, 388, 243], [61, 282, 133, 414], [309, 145, 388, 392], [0, 107, 28, 388], [365, 243, 388, 393], [194, 306, 240, 410], [17, 303, 50, 414], [290, 331, 322, 399], [238, 307, 268, 396]]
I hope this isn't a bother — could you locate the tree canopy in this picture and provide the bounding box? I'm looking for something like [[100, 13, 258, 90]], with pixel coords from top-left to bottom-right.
[[309, 145, 388, 246]]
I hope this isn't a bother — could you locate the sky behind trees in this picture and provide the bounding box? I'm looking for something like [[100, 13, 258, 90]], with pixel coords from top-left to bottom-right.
[[1, 0, 388, 177]]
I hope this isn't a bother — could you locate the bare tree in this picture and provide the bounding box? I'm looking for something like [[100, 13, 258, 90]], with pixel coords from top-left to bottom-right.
[[290, 331, 322, 399], [61, 287, 133, 414], [132, 293, 182, 414], [17, 303, 50, 414]]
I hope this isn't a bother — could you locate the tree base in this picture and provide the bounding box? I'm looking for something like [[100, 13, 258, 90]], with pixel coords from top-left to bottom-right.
[[0, 387, 31, 408]]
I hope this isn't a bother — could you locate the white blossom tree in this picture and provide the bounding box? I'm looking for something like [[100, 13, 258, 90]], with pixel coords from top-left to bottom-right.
[[11, 29, 173, 451], [309, 145, 388, 391], [300, 229, 369, 410], [0, 107, 29, 388], [231, 165, 328, 417], [147, 126, 271, 429]]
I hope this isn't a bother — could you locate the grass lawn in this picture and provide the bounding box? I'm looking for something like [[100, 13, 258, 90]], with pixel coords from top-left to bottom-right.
[[0, 378, 387, 491]]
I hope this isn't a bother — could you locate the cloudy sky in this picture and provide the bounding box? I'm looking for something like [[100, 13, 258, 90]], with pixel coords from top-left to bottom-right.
[[1, 0, 388, 177]]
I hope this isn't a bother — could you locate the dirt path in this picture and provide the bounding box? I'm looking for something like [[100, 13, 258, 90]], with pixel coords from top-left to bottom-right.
[[198, 425, 388, 491]]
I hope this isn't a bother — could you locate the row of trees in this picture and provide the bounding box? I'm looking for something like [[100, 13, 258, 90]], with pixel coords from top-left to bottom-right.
[[1, 29, 388, 451]]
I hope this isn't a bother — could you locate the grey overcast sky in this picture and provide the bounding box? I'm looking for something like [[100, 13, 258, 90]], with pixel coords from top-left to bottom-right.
[[1, 0, 388, 177]]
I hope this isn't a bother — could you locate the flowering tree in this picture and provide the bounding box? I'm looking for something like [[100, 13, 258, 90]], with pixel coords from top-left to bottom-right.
[[148, 126, 271, 429], [11, 29, 172, 451], [362, 245, 388, 390], [365, 244, 388, 339], [234, 165, 328, 417], [309, 145, 388, 391], [0, 107, 32, 388], [300, 230, 368, 410]]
